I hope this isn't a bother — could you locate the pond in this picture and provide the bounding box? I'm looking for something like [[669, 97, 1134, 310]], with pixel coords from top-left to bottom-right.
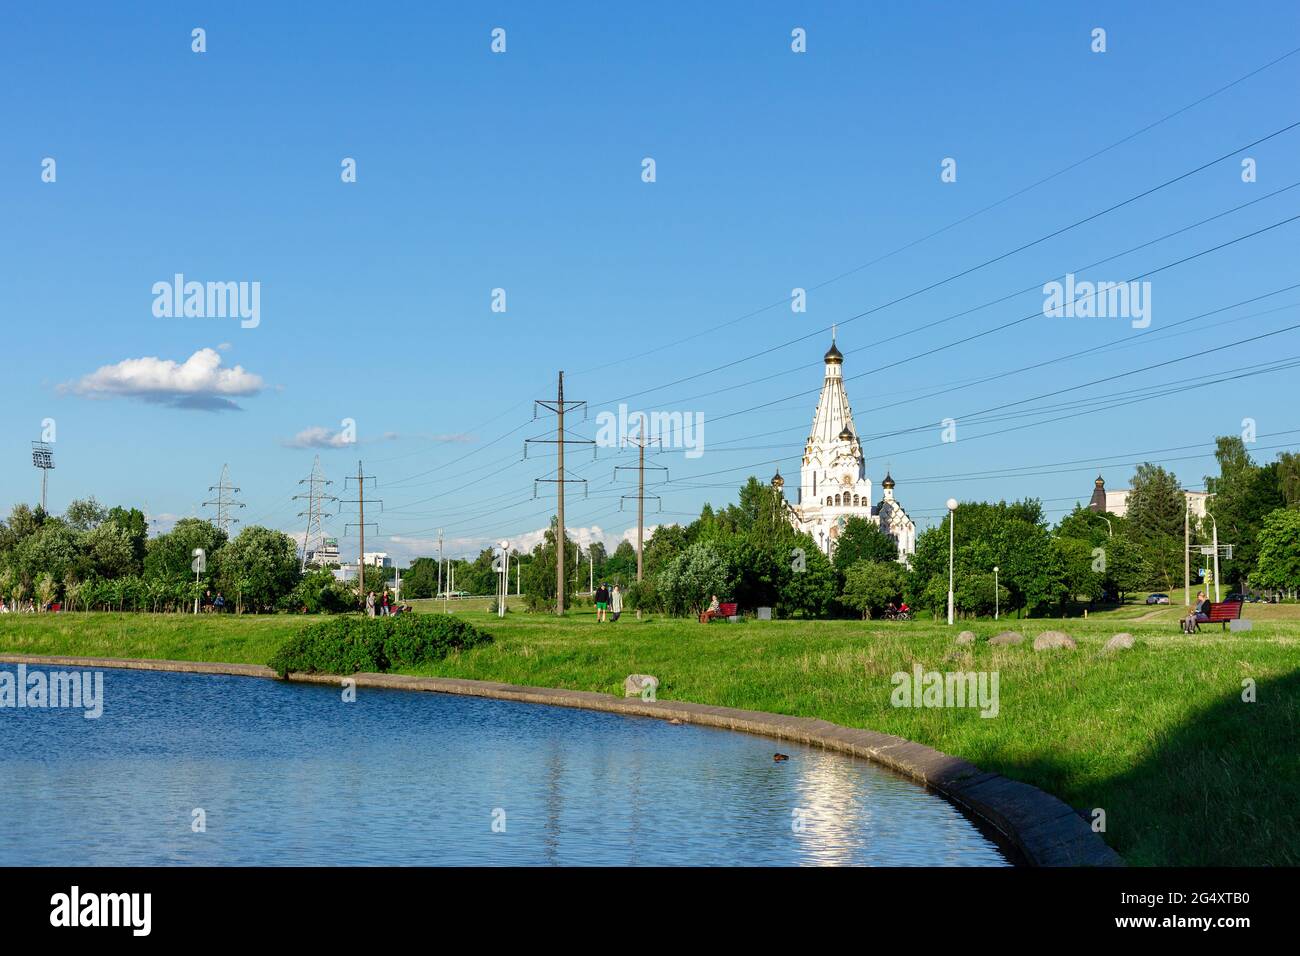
[[0, 665, 1009, 866]]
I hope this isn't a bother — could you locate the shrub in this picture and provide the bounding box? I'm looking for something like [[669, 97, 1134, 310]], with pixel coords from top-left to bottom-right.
[[269, 613, 492, 678]]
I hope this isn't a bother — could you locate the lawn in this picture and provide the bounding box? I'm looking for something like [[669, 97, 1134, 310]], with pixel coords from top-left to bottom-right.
[[2, 605, 1297, 867]]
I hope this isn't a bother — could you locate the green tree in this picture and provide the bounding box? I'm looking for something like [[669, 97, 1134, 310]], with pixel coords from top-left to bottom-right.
[[1053, 535, 1104, 607], [1125, 463, 1186, 590], [779, 535, 837, 618], [604, 540, 637, 584], [144, 519, 228, 587], [64, 497, 107, 532], [657, 541, 732, 617], [16, 521, 79, 591], [81, 522, 138, 580], [832, 516, 900, 572], [841, 560, 905, 619], [215, 526, 299, 613], [1254, 508, 1300, 592], [522, 519, 572, 612], [1276, 451, 1300, 508], [402, 557, 440, 599], [106, 506, 148, 570], [1202, 437, 1285, 591]]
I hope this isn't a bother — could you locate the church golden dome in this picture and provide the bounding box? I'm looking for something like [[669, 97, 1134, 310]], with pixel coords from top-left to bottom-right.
[[824, 341, 843, 364]]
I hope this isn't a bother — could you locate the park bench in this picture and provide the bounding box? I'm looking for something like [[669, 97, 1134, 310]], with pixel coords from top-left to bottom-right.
[[701, 602, 738, 623], [1184, 600, 1243, 633]]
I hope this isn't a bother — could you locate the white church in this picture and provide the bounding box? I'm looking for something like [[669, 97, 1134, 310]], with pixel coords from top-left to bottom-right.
[[771, 334, 916, 561]]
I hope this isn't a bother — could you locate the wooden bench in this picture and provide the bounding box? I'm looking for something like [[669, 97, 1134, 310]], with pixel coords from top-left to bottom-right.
[[1186, 600, 1243, 632], [701, 602, 738, 623]]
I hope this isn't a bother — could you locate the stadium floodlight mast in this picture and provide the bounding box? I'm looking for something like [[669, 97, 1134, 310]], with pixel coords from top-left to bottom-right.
[[946, 498, 959, 626], [31, 442, 54, 512]]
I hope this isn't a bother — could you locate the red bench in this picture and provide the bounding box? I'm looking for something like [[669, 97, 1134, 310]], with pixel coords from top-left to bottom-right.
[[1185, 600, 1243, 632], [700, 602, 738, 623]]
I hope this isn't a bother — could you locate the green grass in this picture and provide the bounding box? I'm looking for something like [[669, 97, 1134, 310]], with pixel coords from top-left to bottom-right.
[[3, 606, 1297, 867]]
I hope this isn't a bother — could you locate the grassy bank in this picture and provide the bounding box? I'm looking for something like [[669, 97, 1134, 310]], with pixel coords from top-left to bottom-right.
[[2, 608, 1297, 867]]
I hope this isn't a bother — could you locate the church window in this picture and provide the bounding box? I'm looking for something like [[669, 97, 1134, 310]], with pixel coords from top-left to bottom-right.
[[852, 494, 859, 506]]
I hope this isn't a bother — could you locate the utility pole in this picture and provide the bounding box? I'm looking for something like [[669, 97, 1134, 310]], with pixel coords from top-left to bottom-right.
[[203, 464, 245, 535], [614, 419, 666, 583], [438, 528, 446, 613], [527, 371, 593, 615], [294, 455, 337, 572], [340, 461, 380, 606], [1184, 496, 1191, 607]]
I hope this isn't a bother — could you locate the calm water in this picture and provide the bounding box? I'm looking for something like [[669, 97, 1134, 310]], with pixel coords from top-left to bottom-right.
[[0, 666, 1007, 866]]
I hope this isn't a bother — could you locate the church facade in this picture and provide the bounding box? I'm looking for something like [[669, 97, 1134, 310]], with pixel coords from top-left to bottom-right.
[[771, 336, 916, 561]]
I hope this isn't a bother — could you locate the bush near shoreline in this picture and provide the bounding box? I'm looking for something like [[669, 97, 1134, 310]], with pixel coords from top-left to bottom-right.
[[268, 613, 492, 678]]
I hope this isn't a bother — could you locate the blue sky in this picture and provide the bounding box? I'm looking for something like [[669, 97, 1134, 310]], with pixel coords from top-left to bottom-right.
[[3, 1, 1299, 562]]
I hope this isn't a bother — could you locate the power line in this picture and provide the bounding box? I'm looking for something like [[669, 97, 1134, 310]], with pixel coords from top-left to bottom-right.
[[568, 44, 1300, 378], [592, 120, 1300, 409]]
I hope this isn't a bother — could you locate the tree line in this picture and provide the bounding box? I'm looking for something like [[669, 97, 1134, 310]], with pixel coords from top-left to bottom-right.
[[2, 434, 1296, 617]]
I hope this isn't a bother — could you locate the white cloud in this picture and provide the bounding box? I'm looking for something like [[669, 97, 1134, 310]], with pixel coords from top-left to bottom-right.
[[64, 347, 263, 411], [282, 426, 355, 449], [281, 428, 471, 449]]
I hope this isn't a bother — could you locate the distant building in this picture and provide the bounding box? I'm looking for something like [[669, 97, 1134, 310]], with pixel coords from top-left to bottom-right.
[[307, 536, 341, 567], [774, 334, 916, 561], [362, 552, 392, 568], [1087, 475, 1209, 519]]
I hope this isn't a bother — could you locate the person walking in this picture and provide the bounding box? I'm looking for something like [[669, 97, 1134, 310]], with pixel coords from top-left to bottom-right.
[[594, 582, 610, 622], [610, 584, 623, 622], [366, 590, 376, 618], [381, 588, 391, 616]]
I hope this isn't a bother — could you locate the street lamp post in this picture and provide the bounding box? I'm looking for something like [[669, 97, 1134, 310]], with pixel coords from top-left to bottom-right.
[[946, 498, 958, 626], [1204, 493, 1219, 603], [497, 540, 510, 618], [993, 565, 999, 621]]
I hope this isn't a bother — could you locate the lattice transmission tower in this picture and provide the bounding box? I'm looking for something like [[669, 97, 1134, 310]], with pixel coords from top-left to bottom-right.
[[294, 455, 338, 571], [203, 464, 245, 535]]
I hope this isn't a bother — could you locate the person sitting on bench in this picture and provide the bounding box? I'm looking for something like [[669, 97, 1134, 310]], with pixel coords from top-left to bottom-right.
[[1182, 591, 1212, 633], [700, 594, 722, 623]]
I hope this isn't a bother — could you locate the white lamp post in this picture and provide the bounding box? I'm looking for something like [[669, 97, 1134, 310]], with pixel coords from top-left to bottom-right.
[[993, 565, 999, 621], [497, 540, 510, 618], [947, 498, 958, 626]]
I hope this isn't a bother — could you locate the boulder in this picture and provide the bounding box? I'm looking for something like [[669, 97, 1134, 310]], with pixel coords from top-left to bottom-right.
[[988, 631, 1024, 646], [624, 674, 659, 698], [956, 630, 977, 645], [1033, 631, 1076, 651], [1104, 633, 1135, 652]]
